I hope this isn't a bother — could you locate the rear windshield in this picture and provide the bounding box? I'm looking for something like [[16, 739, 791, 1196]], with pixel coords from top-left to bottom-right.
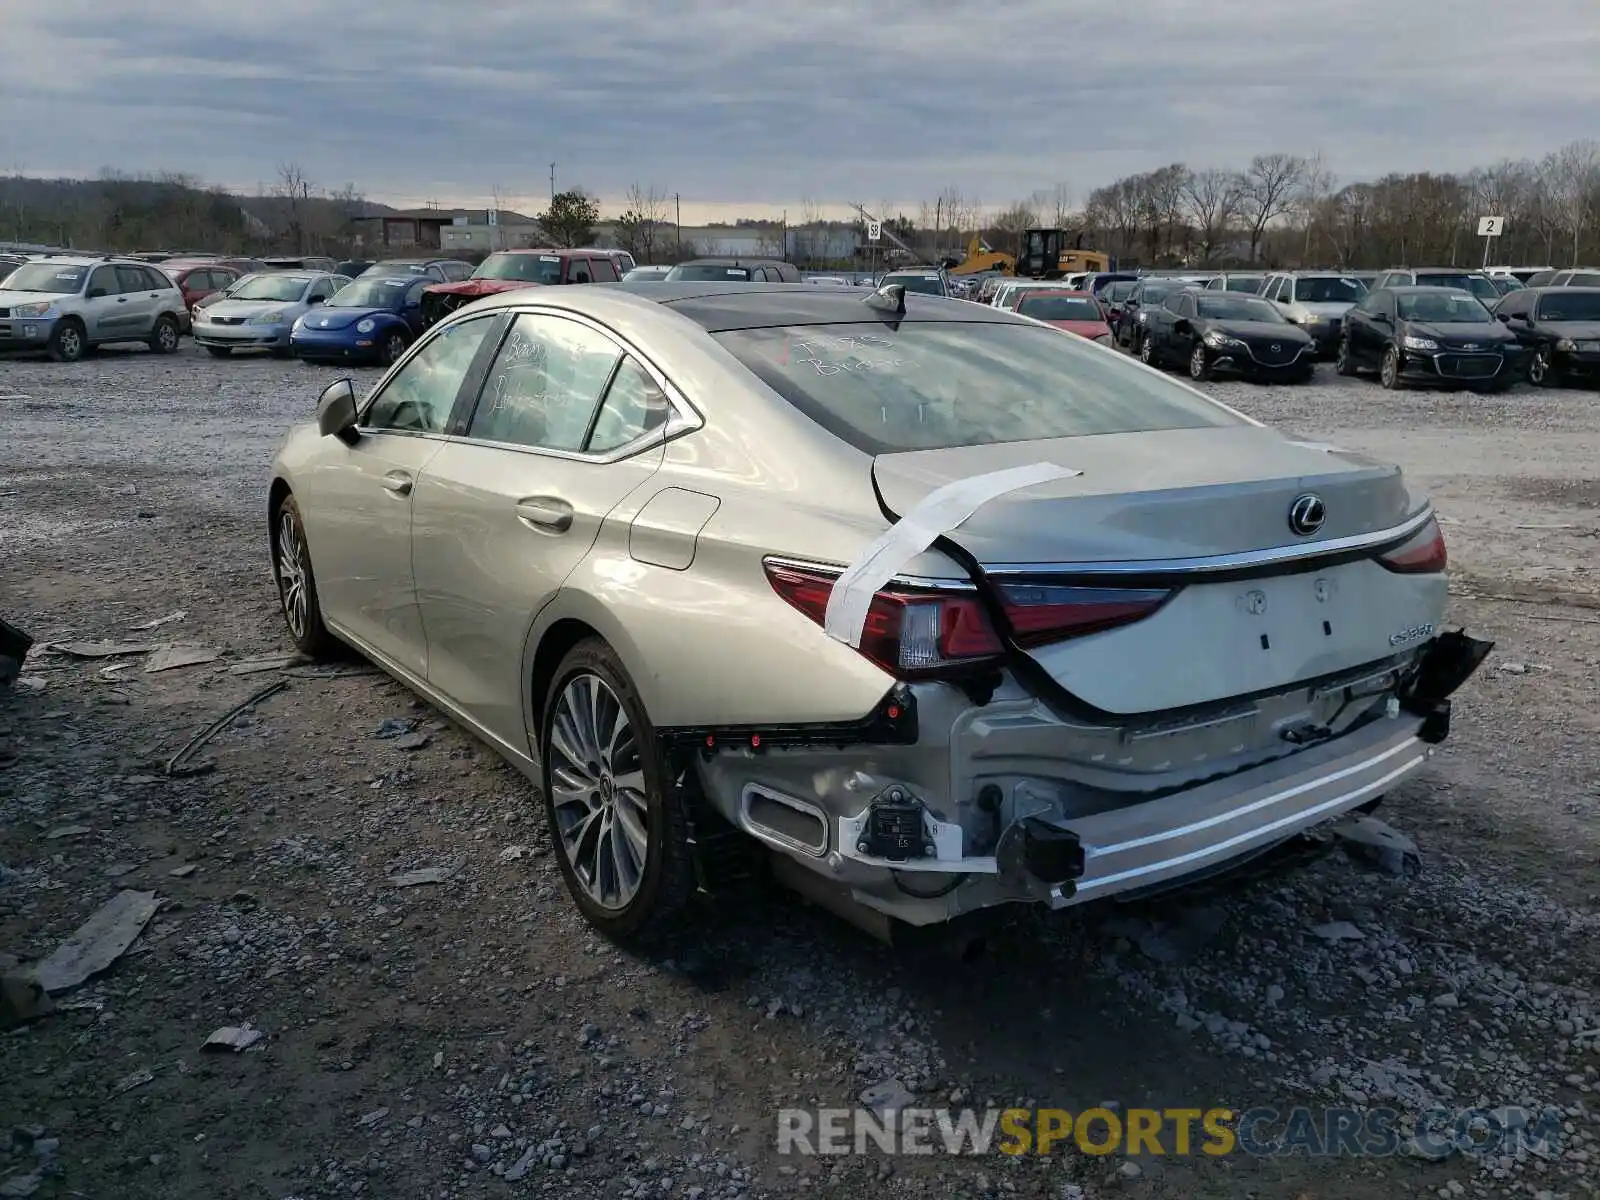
[[329, 279, 411, 308], [1565, 272, 1600, 287], [1223, 275, 1265, 293], [713, 322, 1240, 454], [477, 253, 563, 283], [668, 264, 751, 281], [1016, 294, 1103, 322], [1293, 276, 1366, 303], [884, 274, 945, 295], [1537, 292, 1600, 321]]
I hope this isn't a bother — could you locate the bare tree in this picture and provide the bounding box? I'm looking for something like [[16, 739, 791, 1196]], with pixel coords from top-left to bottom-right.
[[275, 161, 312, 252], [1544, 139, 1600, 265], [614, 183, 669, 263], [1295, 152, 1337, 263], [991, 200, 1040, 237], [1239, 153, 1307, 261], [796, 196, 827, 267], [1181, 169, 1242, 262]]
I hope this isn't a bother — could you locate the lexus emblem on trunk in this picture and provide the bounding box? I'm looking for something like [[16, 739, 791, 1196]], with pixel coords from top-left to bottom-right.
[[1288, 493, 1326, 536]]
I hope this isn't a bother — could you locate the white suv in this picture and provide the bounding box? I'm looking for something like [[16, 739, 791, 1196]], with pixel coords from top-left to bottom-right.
[[0, 256, 188, 361]]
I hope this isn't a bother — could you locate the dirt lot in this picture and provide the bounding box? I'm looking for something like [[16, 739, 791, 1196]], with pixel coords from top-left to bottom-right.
[[1, 345, 1597, 1200]]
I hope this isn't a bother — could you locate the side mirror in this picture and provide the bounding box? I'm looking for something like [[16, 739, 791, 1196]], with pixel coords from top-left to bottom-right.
[[307, 296, 324, 306], [1173, 319, 1192, 337], [317, 379, 360, 443], [1372, 312, 1390, 325], [87, 288, 107, 299], [1496, 312, 1511, 323]]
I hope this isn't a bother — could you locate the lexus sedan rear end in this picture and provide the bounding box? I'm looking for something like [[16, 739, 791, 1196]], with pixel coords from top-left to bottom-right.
[[267, 282, 1490, 943]]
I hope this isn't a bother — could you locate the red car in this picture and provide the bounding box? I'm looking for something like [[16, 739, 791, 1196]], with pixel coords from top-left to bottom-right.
[[1013, 289, 1114, 343], [419, 248, 620, 324], [159, 260, 244, 326]]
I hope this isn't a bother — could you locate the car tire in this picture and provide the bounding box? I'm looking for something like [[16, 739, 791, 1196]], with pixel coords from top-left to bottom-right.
[[1335, 336, 1357, 376], [1188, 342, 1211, 381], [1137, 334, 1156, 366], [147, 315, 180, 354], [1380, 346, 1404, 390], [270, 494, 339, 660], [381, 329, 409, 367], [47, 319, 87, 363], [1529, 347, 1561, 387], [206, 346, 232, 359], [540, 638, 694, 944]]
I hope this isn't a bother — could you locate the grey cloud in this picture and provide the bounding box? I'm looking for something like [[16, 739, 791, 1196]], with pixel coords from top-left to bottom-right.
[[4, 0, 1598, 212]]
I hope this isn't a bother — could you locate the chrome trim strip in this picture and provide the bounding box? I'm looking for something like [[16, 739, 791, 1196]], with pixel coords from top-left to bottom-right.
[[982, 505, 1434, 577], [1067, 746, 1426, 897]]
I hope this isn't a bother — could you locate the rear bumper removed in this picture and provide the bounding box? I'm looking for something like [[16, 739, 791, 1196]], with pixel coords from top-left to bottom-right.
[[674, 631, 1492, 930]]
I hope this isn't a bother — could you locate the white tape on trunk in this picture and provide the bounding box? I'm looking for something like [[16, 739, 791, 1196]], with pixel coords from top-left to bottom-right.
[[823, 461, 1082, 648]]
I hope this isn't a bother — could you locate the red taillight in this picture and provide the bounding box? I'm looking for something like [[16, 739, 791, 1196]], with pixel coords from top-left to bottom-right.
[[1378, 518, 1447, 574], [764, 563, 1170, 679], [764, 563, 1003, 679], [996, 583, 1172, 647]]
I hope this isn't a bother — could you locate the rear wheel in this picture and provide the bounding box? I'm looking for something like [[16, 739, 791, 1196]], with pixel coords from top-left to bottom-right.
[[1137, 333, 1156, 366], [48, 319, 86, 363], [206, 346, 232, 359], [540, 639, 694, 944], [1335, 335, 1357, 376], [1380, 346, 1404, 390], [1188, 342, 1211, 381], [271, 495, 338, 659], [148, 314, 180, 354]]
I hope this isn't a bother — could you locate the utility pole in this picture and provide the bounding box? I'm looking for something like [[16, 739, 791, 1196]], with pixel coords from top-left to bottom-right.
[[549, 163, 556, 203], [491, 183, 502, 252], [675, 193, 681, 258]]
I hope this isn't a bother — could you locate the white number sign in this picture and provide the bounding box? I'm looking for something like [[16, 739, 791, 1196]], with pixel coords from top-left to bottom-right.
[[1477, 216, 1504, 237]]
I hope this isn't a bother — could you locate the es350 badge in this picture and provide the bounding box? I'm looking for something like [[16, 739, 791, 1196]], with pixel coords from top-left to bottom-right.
[[1389, 622, 1435, 648]]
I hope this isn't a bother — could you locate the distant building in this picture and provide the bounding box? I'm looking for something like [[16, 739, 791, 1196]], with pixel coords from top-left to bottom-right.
[[351, 207, 539, 250]]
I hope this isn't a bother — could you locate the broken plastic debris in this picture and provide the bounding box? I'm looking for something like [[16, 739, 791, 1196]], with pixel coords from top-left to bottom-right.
[[357, 1108, 389, 1127], [202, 1023, 264, 1052], [388, 864, 458, 887], [0, 973, 56, 1029], [129, 610, 188, 631], [169, 864, 197, 878], [44, 824, 90, 840], [1310, 920, 1366, 942], [497, 845, 531, 862], [34, 890, 160, 994], [50, 640, 156, 658], [114, 1068, 155, 1093], [145, 646, 221, 673], [374, 717, 418, 739], [228, 654, 312, 675], [1330, 814, 1421, 877], [393, 730, 431, 751]]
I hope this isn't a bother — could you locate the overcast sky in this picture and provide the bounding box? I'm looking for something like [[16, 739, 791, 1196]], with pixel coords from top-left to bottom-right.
[[4, 0, 1598, 223]]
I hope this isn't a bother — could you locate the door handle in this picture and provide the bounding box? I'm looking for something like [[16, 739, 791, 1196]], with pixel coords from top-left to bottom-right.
[[515, 497, 573, 533], [380, 470, 413, 497], [117, 297, 128, 303]]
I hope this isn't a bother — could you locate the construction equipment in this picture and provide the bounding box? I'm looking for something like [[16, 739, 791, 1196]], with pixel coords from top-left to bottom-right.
[[949, 229, 1110, 278]]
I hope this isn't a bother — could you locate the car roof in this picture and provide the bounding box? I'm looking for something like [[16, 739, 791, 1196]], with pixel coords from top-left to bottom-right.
[[487, 248, 582, 257], [1379, 285, 1477, 295], [573, 281, 1023, 331]]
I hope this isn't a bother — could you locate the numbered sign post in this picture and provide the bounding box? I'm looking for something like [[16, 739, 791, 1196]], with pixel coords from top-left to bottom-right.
[[1478, 215, 1504, 269], [865, 221, 882, 283]]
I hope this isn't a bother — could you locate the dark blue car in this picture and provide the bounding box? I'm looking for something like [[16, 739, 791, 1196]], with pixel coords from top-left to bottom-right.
[[289, 275, 430, 365]]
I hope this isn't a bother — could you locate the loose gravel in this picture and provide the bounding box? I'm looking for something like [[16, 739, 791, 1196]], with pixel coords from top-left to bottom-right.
[[0, 344, 1596, 1200]]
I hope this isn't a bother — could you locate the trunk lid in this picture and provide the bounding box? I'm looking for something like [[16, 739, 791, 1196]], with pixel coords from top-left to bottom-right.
[[871, 427, 1439, 715]]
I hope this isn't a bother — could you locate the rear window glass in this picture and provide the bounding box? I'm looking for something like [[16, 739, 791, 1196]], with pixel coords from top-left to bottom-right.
[[713, 322, 1240, 455]]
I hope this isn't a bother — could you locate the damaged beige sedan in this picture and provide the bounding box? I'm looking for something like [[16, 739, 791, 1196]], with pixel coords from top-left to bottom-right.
[[267, 281, 1491, 943]]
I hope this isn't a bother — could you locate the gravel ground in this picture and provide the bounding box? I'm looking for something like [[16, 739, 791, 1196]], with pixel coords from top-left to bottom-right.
[[1, 344, 1597, 1200]]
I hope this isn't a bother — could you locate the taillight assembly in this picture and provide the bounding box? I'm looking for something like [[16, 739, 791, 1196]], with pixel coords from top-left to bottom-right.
[[1377, 517, 1447, 574], [764, 562, 1171, 680]]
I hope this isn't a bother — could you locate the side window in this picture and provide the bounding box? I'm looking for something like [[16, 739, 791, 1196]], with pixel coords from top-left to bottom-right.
[[115, 265, 148, 294], [85, 267, 116, 296], [589, 257, 618, 283], [404, 280, 429, 307], [364, 316, 497, 434], [570, 260, 593, 284], [1163, 293, 1184, 315], [586, 357, 672, 454], [185, 270, 209, 291], [144, 267, 170, 291], [467, 314, 621, 451]]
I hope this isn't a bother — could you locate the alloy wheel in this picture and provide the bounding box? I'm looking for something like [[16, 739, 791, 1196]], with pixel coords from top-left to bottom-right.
[[384, 332, 407, 365], [1530, 348, 1550, 385], [58, 326, 82, 360], [1381, 348, 1398, 388], [1138, 335, 1153, 364], [1190, 344, 1208, 379], [547, 672, 650, 911], [275, 508, 309, 640], [157, 321, 178, 352]]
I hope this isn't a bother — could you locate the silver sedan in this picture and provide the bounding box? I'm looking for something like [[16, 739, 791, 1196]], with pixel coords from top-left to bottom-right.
[[267, 282, 1491, 943]]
